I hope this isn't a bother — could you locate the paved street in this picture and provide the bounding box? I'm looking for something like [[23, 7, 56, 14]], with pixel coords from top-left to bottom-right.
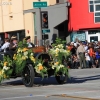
[[0, 68, 100, 100]]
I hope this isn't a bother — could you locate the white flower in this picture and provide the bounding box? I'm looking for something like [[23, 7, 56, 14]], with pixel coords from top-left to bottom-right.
[[3, 66, 9, 70], [24, 51, 28, 56], [59, 64, 64, 68], [37, 63, 42, 67], [31, 53, 33, 56]]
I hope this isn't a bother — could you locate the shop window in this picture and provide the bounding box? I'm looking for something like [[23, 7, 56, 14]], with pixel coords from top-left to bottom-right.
[[90, 36, 98, 42]]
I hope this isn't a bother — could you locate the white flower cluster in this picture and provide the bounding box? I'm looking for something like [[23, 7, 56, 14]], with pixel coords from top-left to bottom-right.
[[3, 66, 9, 71], [52, 64, 64, 70], [23, 51, 28, 59], [49, 45, 70, 57], [55, 44, 64, 49]]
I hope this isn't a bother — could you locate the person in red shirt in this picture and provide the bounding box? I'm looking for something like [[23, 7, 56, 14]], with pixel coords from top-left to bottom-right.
[[88, 44, 96, 68]]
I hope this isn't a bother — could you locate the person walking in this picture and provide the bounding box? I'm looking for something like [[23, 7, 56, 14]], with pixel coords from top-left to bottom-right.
[[77, 42, 86, 69]]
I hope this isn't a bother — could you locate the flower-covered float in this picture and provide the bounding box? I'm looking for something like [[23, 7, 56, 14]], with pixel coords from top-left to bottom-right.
[[0, 38, 71, 87]]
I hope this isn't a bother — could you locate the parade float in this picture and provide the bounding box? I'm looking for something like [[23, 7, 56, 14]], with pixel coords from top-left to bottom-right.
[[0, 38, 70, 87]]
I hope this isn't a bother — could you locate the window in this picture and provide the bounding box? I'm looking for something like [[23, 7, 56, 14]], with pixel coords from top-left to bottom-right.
[[90, 36, 98, 42], [94, 0, 100, 4], [89, 0, 94, 12], [95, 5, 100, 11], [94, 4, 100, 22], [89, 0, 100, 23], [89, 0, 100, 12]]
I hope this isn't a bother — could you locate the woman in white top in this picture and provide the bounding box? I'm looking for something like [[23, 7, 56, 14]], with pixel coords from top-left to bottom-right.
[[1, 38, 10, 52], [85, 50, 90, 68]]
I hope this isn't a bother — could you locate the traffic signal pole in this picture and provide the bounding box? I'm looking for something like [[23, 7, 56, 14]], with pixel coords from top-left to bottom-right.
[[38, 0, 44, 46]]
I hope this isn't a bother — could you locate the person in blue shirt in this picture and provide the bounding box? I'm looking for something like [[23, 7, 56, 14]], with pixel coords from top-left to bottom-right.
[[95, 47, 100, 68]]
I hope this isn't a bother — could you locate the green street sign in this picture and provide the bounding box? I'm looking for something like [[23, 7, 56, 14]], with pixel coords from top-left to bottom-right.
[[33, 2, 47, 8], [42, 29, 50, 33]]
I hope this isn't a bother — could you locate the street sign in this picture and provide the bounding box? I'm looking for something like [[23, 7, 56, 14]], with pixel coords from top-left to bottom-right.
[[42, 29, 50, 33], [33, 2, 47, 8]]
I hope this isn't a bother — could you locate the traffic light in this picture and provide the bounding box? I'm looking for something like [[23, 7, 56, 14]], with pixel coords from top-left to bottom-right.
[[41, 11, 48, 28]]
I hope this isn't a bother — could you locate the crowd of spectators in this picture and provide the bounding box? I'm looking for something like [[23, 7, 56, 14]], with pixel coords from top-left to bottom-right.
[[66, 39, 100, 69]]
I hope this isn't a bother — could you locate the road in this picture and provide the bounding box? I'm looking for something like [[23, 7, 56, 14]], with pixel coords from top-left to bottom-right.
[[0, 68, 100, 100]]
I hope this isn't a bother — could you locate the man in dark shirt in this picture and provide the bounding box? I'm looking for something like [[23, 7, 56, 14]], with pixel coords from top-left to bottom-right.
[[9, 36, 18, 51], [25, 36, 35, 48]]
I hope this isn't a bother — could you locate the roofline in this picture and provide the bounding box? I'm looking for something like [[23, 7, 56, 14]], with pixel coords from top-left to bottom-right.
[[23, 2, 70, 14]]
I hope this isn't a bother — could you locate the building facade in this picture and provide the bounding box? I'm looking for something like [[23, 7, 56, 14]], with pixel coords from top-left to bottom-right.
[[68, 0, 100, 42], [24, 0, 69, 45], [0, 0, 25, 40], [0, 0, 70, 45]]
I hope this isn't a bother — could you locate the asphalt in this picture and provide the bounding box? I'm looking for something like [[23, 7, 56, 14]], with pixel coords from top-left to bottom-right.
[[0, 68, 100, 100]]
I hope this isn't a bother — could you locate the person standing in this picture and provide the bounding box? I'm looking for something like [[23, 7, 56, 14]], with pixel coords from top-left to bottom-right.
[[8, 36, 18, 59], [0, 38, 10, 52], [9, 36, 18, 51], [77, 42, 86, 69]]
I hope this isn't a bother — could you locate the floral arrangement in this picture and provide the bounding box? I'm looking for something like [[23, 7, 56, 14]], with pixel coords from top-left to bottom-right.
[[0, 40, 48, 83], [13, 40, 48, 77], [34, 59, 48, 78], [52, 62, 68, 75], [0, 38, 70, 83], [0, 56, 13, 83], [48, 38, 70, 76]]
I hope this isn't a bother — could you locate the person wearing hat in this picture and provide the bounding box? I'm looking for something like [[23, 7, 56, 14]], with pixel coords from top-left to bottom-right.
[[9, 36, 18, 51], [25, 36, 35, 48]]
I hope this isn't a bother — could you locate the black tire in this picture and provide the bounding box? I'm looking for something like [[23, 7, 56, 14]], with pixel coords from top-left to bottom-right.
[[55, 66, 69, 84], [55, 74, 68, 84], [22, 64, 35, 87]]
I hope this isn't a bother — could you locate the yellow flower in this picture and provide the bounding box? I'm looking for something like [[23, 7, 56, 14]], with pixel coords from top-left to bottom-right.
[[55, 53, 58, 56], [0, 70, 2, 75], [3, 74, 7, 78], [13, 57, 16, 60], [14, 54, 16, 57], [0, 70, 4, 75], [38, 65, 43, 71], [4, 62, 8, 66], [54, 62, 59, 65], [66, 50, 70, 53], [23, 48, 28, 52], [30, 56, 35, 62], [17, 48, 22, 53], [13, 54, 17, 60], [22, 56, 26, 60]]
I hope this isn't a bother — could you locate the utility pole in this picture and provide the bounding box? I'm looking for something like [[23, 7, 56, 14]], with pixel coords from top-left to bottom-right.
[[38, 0, 43, 46]]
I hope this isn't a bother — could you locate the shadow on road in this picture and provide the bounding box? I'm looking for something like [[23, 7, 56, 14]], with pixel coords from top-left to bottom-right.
[[68, 75, 100, 83], [2, 76, 60, 86], [2, 74, 100, 86]]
